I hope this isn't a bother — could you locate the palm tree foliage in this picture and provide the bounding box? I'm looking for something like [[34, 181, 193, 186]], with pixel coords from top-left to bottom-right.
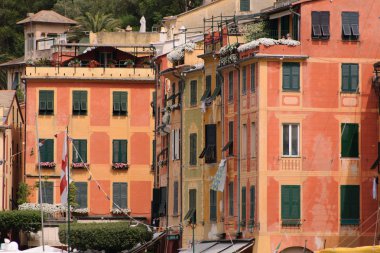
[[76, 12, 120, 33]]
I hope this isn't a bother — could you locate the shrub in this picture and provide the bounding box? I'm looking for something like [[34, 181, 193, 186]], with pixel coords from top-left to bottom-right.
[[59, 222, 152, 253], [17, 182, 31, 205], [0, 210, 42, 241]]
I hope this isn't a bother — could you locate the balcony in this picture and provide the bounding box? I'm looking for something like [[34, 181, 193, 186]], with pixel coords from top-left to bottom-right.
[[25, 66, 155, 81]]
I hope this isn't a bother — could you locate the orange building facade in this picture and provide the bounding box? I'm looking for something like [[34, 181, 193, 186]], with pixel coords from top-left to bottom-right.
[[216, 0, 380, 252], [24, 46, 155, 220]]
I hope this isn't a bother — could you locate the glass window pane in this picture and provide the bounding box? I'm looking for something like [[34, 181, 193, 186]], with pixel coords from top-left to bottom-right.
[[291, 125, 299, 156], [283, 125, 289, 155]]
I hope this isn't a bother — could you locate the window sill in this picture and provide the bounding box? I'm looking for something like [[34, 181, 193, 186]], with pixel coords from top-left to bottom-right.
[[39, 112, 54, 116], [242, 93, 247, 96], [112, 114, 128, 117], [282, 89, 300, 93], [340, 157, 360, 160], [341, 39, 360, 42], [72, 113, 88, 116], [312, 37, 330, 40], [281, 156, 301, 158], [340, 91, 360, 94]]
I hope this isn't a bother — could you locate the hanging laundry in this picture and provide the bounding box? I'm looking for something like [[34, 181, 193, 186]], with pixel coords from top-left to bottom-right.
[[211, 159, 227, 192], [373, 177, 378, 200]]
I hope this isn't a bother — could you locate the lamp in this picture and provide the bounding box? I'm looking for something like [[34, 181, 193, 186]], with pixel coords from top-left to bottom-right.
[[372, 62, 380, 96]]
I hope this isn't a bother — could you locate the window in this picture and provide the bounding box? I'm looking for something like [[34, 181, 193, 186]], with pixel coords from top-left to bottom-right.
[[341, 185, 360, 225], [72, 139, 87, 163], [39, 181, 53, 204], [113, 91, 128, 116], [39, 90, 54, 115], [312, 11, 330, 39], [152, 91, 156, 117], [27, 33, 34, 52], [250, 64, 255, 92], [171, 129, 180, 160], [113, 182, 127, 209], [200, 75, 211, 101], [281, 15, 290, 38], [342, 64, 359, 92], [251, 123, 256, 158], [72, 91, 87, 115], [39, 139, 54, 162], [240, 0, 250, 11], [113, 140, 127, 163], [173, 181, 178, 215], [210, 189, 217, 221], [171, 82, 176, 104], [242, 66, 247, 95], [227, 121, 234, 156], [99, 52, 113, 67], [342, 12, 359, 40], [211, 74, 221, 100], [12, 72, 20, 90], [250, 186, 255, 223], [199, 124, 216, 163], [189, 189, 197, 223], [189, 133, 197, 165], [241, 187, 246, 225], [282, 63, 300, 91], [229, 182, 234, 216], [281, 185, 300, 226], [341, 123, 359, 158], [282, 124, 299, 157], [190, 80, 197, 106], [241, 124, 247, 158], [75, 182, 87, 208], [152, 140, 156, 168], [228, 71, 233, 102]]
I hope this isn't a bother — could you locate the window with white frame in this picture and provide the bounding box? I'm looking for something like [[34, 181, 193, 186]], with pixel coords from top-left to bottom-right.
[[282, 124, 299, 156], [171, 129, 180, 160], [251, 122, 256, 157]]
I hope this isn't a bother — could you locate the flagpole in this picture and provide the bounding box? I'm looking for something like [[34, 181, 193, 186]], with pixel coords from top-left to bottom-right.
[[35, 113, 45, 252], [66, 126, 71, 253]]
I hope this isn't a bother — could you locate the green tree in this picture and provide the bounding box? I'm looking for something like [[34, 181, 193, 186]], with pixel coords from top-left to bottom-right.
[[68, 182, 78, 208], [17, 182, 31, 206], [76, 12, 120, 33]]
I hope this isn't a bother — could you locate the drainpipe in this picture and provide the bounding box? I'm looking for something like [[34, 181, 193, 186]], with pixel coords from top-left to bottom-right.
[[234, 63, 241, 235], [217, 70, 225, 227]]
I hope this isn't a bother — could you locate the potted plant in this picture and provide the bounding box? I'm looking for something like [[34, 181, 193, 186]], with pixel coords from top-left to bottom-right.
[[108, 59, 118, 68], [26, 59, 34, 67], [89, 60, 100, 68], [142, 58, 151, 68], [123, 59, 134, 67], [112, 163, 129, 170]]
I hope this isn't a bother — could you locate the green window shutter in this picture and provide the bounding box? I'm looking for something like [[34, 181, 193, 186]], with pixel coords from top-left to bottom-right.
[[282, 63, 291, 90], [229, 121, 234, 156], [39, 91, 47, 112], [350, 64, 359, 91], [73, 91, 80, 112], [152, 140, 156, 167], [113, 140, 119, 163], [75, 182, 88, 208], [113, 183, 120, 208], [46, 91, 54, 112], [189, 189, 197, 223], [120, 183, 127, 209], [41, 139, 54, 162], [229, 182, 234, 216], [250, 64, 255, 92], [281, 185, 300, 224], [210, 189, 217, 221], [240, 0, 250, 11], [121, 92, 128, 114], [190, 133, 197, 165], [250, 186, 255, 220], [113, 92, 121, 112], [80, 140, 87, 163], [241, 187, 246, 223], [120, 140, 127, 163], [40, 182, 54, 204], [291, 63, 300, 90], [72, 140, 79, 163], [190, 80, 197, 106], [206, 75, 211, 98], [342, 64, 351, 91], [242, 67, 247, 95], [341, 123, 359, 157], [80, 91, 87, 112], [228, 71, 233, 101], [173, 181, 178, 215], [341, 185, 360, 225]]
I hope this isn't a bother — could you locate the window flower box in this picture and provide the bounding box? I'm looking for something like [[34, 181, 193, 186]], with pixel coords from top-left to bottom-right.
[[111, 208, 131, 215], [112, 163, 129, 170], [71, 162, 89, 169], [72, 208, 89, 216], [38, 162, 56, 168]]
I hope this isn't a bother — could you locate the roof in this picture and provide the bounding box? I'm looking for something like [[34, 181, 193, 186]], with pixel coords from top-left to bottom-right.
[[0, 90, 16, 124], [17, 10, 77, 25], [0, 57, 25, 67]]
